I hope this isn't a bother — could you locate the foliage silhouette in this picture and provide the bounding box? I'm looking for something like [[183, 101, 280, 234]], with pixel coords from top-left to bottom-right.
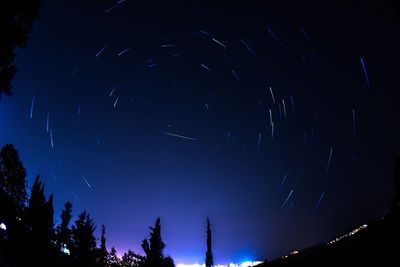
[[108, 246, 120, 267], [2, 143, 399, 267], [0, 0, 42, 98], [138, 217, 175, 267], [121, 249, 138, 267], [0, 144, 28, 216], [25, 175, 55, 266], [71, 210, 97, 266], [99, 224, 108, 264], [0, 144, 29, 267], [56, 201, 73, 254], [205, 217, 213, 267]]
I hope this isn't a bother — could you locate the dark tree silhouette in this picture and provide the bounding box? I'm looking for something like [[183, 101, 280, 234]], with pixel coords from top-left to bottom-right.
[[25, 175, 55, 266], [0, 144, 29, 266], [108, 246, 120, 267], [99, 224, 108, 264], [71, 210, 97, 266], [56, 201, 73, 253], [0, 144, 113, 267], [121, 249, 138, 267], [0, 144, 28, 216], [26, 176, 54, 240], [205, 217, 213, 267], [138, 217, 175, 267], [0, 0, 42, 98]]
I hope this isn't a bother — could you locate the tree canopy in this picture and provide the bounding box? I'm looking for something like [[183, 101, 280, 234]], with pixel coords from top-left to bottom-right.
[[0, 0, 42, 98], [139, 218, 175, 267]]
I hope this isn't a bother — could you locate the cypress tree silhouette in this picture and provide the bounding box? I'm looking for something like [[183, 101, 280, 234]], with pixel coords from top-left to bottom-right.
[[56, 201, 73, 254], [139, 217, 174, 267], [205, 217, 213, 267], [0, 0, 42, 98], [71, 210, 97, 266]]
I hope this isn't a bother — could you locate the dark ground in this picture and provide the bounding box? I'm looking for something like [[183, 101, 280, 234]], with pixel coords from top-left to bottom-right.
[[257, 205, 400, 266]]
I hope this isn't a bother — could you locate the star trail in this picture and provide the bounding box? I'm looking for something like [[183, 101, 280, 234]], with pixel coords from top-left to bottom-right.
[[1, 0, 399, 265]]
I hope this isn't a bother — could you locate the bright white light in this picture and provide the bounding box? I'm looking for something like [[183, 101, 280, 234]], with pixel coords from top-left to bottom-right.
[[61, 244, 70, 255], [240, 261, 263, 267], [177, 261, 263, 267], [177, 264, 204, 267], [0, 223, 6, 230]]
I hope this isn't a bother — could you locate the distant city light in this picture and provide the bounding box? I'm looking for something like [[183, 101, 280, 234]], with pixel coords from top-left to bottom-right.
[[177, 264, 203, 267], [280, 223, 369, 259], [326, 224, 368, 245], [176, 261, 263, 267], [0, 223, 6, 230]]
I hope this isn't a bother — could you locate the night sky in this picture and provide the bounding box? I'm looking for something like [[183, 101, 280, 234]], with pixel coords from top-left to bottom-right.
[[1, 0, 400, 265]]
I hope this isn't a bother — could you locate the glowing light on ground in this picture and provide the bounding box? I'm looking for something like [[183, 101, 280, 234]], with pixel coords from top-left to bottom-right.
[[176, 261, 263, 267]]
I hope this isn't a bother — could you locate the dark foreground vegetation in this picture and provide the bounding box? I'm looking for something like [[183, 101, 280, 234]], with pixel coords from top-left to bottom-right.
[[2, 144, 400, 267], [0, 0, 42, 98], [0, 144, 186, 267], [0, 3, 212, 264]]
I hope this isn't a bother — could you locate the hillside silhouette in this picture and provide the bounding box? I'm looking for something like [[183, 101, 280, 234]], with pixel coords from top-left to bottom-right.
[[257, 173, 400, 267]]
